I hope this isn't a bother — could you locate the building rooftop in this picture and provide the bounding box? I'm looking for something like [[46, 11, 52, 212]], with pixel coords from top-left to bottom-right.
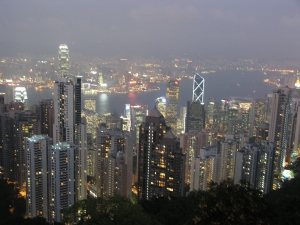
[[148, 107, 163, 118], [163, 130, 176, 139]]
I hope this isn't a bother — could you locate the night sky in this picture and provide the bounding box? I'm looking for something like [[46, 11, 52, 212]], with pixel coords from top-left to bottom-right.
[[0, 0, 300, 60]]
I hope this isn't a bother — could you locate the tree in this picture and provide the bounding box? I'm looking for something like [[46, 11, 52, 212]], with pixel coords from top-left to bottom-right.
[[64, 195, 156, 225]]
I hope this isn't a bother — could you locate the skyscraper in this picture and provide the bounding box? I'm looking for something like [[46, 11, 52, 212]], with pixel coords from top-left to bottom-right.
[[53, 77, 81, 144], [25, 135, 52, 221], [185, 74, 205, 132], [58, 44, 70, 79], [268, 87, 292, 184], [49, 142, 76, 223], [165, 80, 179, 134], [138, 108, 185, 200]]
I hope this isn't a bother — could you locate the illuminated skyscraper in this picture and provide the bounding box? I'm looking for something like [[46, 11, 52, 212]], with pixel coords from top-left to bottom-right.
[[13, 87, 28, 110], [192, 73, 204, 103], [268, 87, 292, 183], [138, 108, 184, 200], [165, 80, 179, 134], [185, 74, 205, 132], [25, 135, 52, 221], [58, 44, 70, 79]]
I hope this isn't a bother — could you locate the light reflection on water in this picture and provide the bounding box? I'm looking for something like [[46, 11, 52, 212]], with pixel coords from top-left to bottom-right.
[[27, 70, 279, 116]]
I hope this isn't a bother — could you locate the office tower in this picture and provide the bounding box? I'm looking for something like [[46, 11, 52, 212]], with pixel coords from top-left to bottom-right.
[[36, 99, 54, 137], [190, 146, 218, 192], [234, 141, 275, 194], [166, 80, 179, 134], [84, 98, 97, 112], [13, 87, 28, 110], [49, 142, 76, 223], [155, 96, 166, 117], [138, 108, 185, 200], [219, 135, 237, 183], [218, 99, 229, 135], [192, 73, 204, 103], [53, 77, 81, 144], [180, 131, 209, 185], [186, 101, 205, 132], [206, 97, 217, 130], [58, 44, 70, 79], [185, 74, 205, 133], [177, 106, 186, 134], [95, 124, 132, 198], [25, 135, 52, 220], [250, 99, 266, 136], [268, 87, 292, 182]]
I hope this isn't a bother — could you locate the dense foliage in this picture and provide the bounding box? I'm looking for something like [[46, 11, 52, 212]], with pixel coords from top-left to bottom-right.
[[1, 158, 299, 224]]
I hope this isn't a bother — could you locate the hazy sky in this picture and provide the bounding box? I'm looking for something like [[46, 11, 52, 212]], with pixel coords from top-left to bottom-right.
[[1, 0, 300, 60]]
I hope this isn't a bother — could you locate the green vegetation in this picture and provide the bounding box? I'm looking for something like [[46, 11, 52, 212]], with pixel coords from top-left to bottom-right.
[[0, 158, 299, 224]]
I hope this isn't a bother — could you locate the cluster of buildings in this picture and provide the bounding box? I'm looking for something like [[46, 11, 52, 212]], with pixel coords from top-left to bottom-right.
[[0, 44, 300, 223]]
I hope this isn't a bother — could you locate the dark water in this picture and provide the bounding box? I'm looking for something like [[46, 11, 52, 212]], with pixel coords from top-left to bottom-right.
[[27, 70, 278, 115]]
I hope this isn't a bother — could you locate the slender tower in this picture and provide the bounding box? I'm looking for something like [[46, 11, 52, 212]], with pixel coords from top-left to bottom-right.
[[165, 80, 179, 134], [58, 44, 70, 79]]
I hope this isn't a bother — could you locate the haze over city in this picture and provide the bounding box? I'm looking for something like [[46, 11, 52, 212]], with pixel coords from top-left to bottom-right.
[[1, 0, 300, 61], [1, 1, 300, 225]]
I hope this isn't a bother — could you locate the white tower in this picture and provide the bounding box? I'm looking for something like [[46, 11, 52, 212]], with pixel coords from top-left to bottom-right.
[[192, 73, 204, 103]]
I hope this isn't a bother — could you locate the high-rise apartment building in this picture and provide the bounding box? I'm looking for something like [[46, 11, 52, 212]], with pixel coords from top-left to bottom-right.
[[58, 44, 70, 79], [25, 135, 52, 221], [95, 124, 132, 198], [53, 77, 81, 144], [180, 131, 209, 185], [165, 80, 179, 134], [268, 87, 291, 182], [138, 108, 185, 200], [190, 145, 218, 192], [234, 140, 275, 194]]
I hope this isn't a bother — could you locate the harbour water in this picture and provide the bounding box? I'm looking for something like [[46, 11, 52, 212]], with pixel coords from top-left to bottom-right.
[[27, 70, 279, 115]]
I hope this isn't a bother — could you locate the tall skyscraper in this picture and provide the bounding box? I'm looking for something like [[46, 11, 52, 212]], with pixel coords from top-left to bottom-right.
[[58, 44, 70, 79], [53, 77, 81, 144], [268, 87, 292, 183], [250, 99, 266, 136], [138, 108, 185, 200], [185, 74, 205, 132], [49, 142, 76, 223], [192, 73, 204, 103], [25, 135, 52, 221], [165, 80, 179, 134]]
